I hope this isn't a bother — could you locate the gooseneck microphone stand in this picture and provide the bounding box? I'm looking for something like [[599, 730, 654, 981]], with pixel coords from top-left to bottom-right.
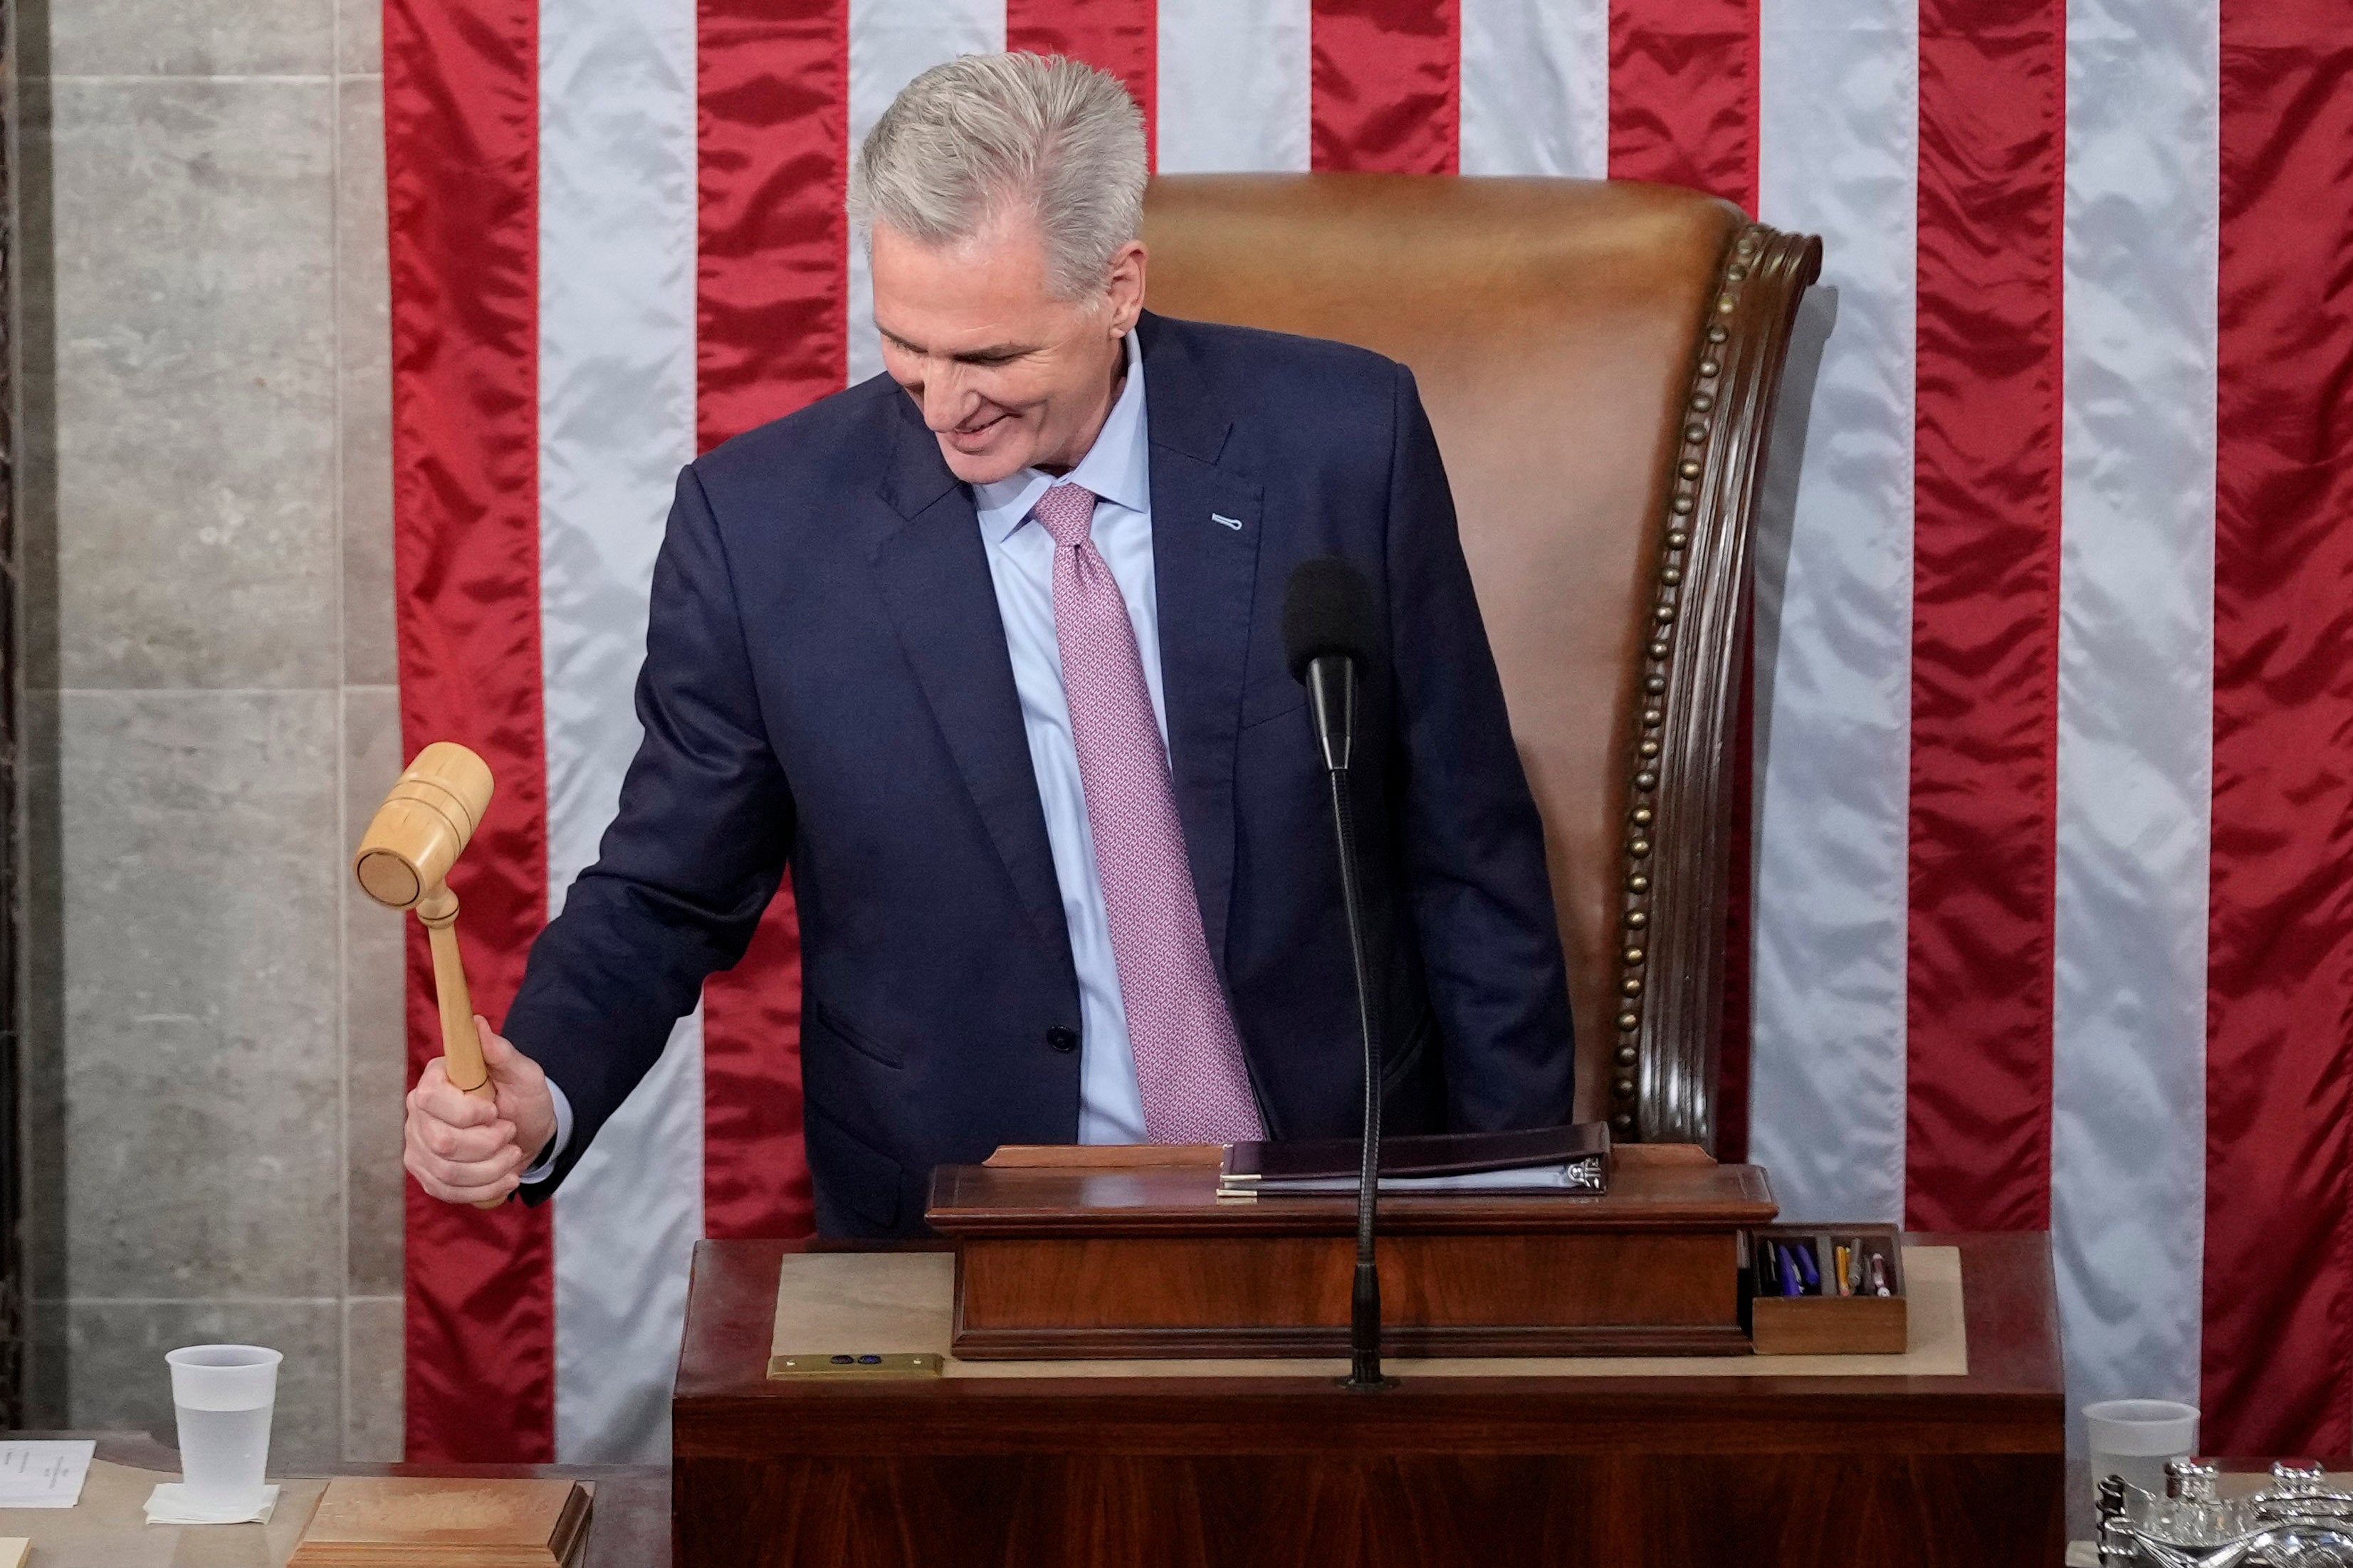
[[1305, 653, 1393, 1391]]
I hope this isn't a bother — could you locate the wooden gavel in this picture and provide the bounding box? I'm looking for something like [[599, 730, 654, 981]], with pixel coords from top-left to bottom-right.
[[352, 742, 504, 1209]]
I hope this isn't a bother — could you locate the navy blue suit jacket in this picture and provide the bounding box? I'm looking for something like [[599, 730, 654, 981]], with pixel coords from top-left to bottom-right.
[[508, 312, 1575, 1236]]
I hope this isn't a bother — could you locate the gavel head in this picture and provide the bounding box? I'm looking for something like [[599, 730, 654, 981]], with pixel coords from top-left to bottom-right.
[[353, 742, 495, 910]]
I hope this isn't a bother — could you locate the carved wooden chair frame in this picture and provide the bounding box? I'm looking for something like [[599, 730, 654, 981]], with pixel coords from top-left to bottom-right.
[[1618, 222, 1821, 1151]]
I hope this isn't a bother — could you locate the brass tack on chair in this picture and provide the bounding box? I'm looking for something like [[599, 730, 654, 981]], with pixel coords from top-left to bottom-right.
[[1616, 1011, 1640, 1032], [1672, 495, 1694, 515], [1615, 1045, 1638, 1065], [1679, 457, 1703, 478]]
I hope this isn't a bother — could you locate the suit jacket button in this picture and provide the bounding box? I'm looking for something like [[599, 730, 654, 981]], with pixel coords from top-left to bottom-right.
[[1045, 1026, 1079, 1053]]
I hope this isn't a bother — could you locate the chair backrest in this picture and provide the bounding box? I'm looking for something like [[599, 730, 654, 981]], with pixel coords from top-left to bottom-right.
[[1143, 174, 1820, 1147]]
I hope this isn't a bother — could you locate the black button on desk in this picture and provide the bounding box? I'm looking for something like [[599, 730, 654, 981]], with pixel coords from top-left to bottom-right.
[[1045, 1026, 1079, 1053]]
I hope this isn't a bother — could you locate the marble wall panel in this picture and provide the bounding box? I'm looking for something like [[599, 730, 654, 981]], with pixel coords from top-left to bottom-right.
[[339, 75, 395, 688], [24, 0, 409, 1458], [58, 690, 343, 1301], [48, 0, 333, 80], [58, 1298, 343, 1467], [343, 685, 407, 1298], [339, 0, 381, 75], [342, 1297, 402, 1461], [48, 78, 338, 691]]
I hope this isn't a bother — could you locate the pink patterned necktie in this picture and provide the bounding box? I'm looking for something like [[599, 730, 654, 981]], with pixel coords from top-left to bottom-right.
[[1032, 483, 1267, 1144]]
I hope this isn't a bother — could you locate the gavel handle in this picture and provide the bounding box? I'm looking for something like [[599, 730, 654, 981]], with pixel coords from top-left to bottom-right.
[[414, 887, 504, 1211]]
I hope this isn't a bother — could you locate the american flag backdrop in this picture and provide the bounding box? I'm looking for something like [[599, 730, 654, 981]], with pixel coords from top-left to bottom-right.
[[383, 0, 2353, 1465]]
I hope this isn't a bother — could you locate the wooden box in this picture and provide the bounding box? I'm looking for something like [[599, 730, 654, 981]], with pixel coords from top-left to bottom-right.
[[1743, 1224, 1908, 1355], [926, 1145, 1778, 1359], [286, 1477, 592, 1567]]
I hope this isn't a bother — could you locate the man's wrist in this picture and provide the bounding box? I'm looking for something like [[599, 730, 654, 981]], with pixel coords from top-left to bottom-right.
[[519, 1080, 575, 1184]]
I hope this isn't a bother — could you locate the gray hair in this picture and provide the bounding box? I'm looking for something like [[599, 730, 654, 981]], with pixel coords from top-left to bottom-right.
[[849, 52, 1148, 300]]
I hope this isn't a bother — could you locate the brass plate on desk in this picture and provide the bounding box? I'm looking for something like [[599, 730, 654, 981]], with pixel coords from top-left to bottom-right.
[[768, 1352, 943, 1379]]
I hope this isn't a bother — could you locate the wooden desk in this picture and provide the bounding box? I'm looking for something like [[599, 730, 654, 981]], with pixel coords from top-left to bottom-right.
[[674, 1232, 2065, 1567], [23, 1433, 669, 1567]]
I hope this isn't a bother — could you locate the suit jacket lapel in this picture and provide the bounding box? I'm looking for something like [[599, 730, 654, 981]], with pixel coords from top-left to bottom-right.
[[867, 400, 1072, 964], [1141, 315, 1263, 982]]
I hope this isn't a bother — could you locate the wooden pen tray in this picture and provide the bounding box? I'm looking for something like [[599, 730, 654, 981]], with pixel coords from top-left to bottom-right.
[[1741, 1224, 1907, 1355]]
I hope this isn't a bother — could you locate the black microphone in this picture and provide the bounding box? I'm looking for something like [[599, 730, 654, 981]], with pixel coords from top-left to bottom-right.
[[1282, 559, 1394, 1391]]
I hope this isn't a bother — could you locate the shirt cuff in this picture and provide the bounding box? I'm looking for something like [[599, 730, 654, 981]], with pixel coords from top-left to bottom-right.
[[519, 1080, 574, 1184]]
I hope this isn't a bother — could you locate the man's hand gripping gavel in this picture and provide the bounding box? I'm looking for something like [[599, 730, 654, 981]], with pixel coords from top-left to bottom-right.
[[402, 1018, 558, 1206]]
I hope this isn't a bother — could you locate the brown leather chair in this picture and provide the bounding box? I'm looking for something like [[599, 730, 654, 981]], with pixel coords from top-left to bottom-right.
[[1143, 175, 1821, 1150]]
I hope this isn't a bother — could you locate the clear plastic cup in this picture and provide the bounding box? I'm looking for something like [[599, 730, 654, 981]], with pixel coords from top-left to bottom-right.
[[166, 1345, 281, 1513], [2085, 1398, 2199, 1508]]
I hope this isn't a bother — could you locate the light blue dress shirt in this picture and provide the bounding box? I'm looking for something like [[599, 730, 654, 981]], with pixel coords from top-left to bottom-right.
[[970, 330, 1157, 1145], [527, 332, 1155, 1180]]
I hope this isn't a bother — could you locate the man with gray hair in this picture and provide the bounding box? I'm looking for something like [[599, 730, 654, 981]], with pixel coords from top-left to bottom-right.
[[402, 52, 1574, 1236]]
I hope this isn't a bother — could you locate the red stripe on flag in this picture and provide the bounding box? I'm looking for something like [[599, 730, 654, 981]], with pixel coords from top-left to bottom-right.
[[1007, 0, 1159, 168], [703, 900, 815, 1238], [383, 0, 555, 1463], [1310, 0, 1460, 174], [1608, 0, 1757, 213], [695, 0, 847, 1239], [2203, 0, 2353, 1457], [697, 0, 849, 446], [1902, 0, 2065, 1233]]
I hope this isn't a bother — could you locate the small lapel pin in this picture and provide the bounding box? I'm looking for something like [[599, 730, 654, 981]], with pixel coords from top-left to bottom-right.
[[1211, 512, 1243, 531]]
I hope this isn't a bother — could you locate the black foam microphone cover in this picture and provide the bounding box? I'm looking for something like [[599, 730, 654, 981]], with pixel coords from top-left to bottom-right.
[[1283, 557, 1378, 683]]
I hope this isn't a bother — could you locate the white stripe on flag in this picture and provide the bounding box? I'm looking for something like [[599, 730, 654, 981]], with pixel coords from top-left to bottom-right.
[[847, 0, 1007, 386], [2051, 0, 2216, 1436], [1458, 0, 1608, 178], [538, 0, 704, 1464], [1157, 0, 1311, 174], [1747, 0, 1917, 1224]]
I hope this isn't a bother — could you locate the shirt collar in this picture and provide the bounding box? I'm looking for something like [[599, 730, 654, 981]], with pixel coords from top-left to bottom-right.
[[973, 331, 1148, 542]]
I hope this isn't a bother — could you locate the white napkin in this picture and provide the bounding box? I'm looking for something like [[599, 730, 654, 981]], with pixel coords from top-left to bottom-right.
[[143, 1482, 281, 1525]]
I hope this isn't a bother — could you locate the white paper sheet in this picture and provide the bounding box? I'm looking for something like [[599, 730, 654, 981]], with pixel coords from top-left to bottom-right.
[[0, 1441, 94, 1508]]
